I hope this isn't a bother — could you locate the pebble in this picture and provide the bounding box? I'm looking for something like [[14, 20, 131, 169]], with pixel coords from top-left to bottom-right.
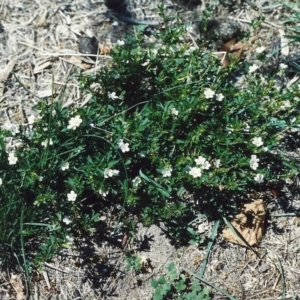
[[77, 36, 98, 59], [259, 263, 270, 273]]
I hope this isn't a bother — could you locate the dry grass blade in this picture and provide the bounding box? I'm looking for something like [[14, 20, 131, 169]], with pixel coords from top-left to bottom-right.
[[0, 60, 16, 82], [9, 274, 26, 300]]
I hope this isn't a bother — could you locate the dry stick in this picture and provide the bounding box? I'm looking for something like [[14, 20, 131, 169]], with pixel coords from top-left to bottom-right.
[[43, 262, 70, 274], [228, 16, 282, 28], [18, 42, 112, 59]]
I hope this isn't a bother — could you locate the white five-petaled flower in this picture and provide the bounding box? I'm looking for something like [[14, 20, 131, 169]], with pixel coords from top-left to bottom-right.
[[67, 115, 82, 130], [61, 162, 69, 171], [67, 190, 77, 202], [108, 91, 119, 100], [252, 137, 263, 147], [204, 88, 215, 99], [104, 168, 120, 178], [250, 155, 259, 170], [188, 167, 202, 178], [279, 63, 288, 69], [195, 156, 211, 170], [254, 173, 264, 183], [141, 60, 150, 66], [8, 152, 18, 165], [162, 167, 172, 177], [280, 100, 291, 110], [63, 216, 72, 225], [214, 159, 221, 168], [249, 64, 259, 73], [171, 107, 179, 116], [216, 93, 224, 102], [99, 189, 108, 197], [117, 40, 125, 46], [195, 156, 206, 166], [255, 46, 266, 54], [41, 138, 53, 147], [28, 114, 35, 125], [118, 139, 130, 153], [132, 176, 142, 187], [202, 160, 211, 170]]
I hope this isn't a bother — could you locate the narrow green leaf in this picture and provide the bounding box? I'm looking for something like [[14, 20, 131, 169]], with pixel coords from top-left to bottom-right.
[[198, 219, 220, 279]]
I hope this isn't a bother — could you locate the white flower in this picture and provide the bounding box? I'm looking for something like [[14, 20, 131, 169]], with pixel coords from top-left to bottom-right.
[[0, 178, 2, 186], [188, 167, 202, 178], [216, 93, 224, 101], [108, 91, 119, 100], [132, 176, 142, 187], [255, 46, 266, 54], [162, 167, 172, 177], [262, 147, 268, 152], [244, 123, 250, 132], [141, 60, 150, 66], [104, 168, 119, 178], [285, 178, 293, 185], [61, 162, 69, 171], [171, 107, 179, 116], [67, 115, 82, 130], [254, 173, 264, 183], [195, 156, 206, 166], [249, 64, 259, 73], [66, 235, 74, 242], [41, 139, 53, 147], [28, 115, 35, 125], [204, 88, 215, 99], [99, 189, 108, 197], [202, 160, 211, 170], [63, 216, 72, 225], [280, 101, 291, 110], [194, 156, 211, 170], [279, 63, 288, 69], [252, 137, 263, 147], [117, 40, 125, 46], [250, 155, 259, 170], [118, 139, 130, 153], [8, 152, 18, 165], [67, 190, 77, 202], [214, 159, 221, 168]]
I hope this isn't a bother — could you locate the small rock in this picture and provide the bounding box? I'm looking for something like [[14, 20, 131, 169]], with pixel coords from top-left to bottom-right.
[[259, 263, 270, 273], [77, 36, 98, 59]]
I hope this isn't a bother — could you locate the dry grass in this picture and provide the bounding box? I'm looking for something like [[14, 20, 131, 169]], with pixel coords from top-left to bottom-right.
[[0, 0, 300, 299]]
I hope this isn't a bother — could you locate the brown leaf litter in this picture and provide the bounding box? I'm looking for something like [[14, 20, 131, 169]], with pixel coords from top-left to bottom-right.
[[222, 200, 266, 246]]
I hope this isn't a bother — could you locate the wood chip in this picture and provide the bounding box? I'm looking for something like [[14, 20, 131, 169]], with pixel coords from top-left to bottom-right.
[[0, 60, 17, 82], [279, 29, 289, 56]]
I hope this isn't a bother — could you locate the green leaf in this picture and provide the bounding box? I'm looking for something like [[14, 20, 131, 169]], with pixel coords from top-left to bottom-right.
[[139, 169, 170, 197], [151, 279, 159, 288], [157, 276, 167, 285]]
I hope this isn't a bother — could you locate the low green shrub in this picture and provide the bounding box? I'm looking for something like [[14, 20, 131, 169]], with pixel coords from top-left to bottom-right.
[[0, 8, 299, 268]]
